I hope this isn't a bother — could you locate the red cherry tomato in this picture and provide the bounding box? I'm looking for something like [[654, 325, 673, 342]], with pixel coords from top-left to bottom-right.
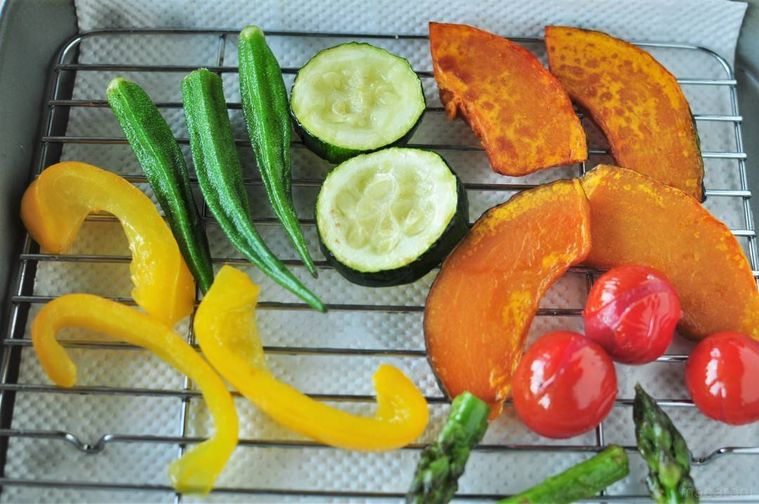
[[685, 332, 759, 425], [583, 265, 681, 364], [511, 331, 617, 438]]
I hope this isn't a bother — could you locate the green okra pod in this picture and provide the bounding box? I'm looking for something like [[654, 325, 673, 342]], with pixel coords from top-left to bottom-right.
[[107, 77, 215, 294], [182, 68, 324, 312], [238, 25, 318, 277]]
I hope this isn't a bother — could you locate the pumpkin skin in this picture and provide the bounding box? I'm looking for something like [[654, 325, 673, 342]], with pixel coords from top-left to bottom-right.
[[546, 26, 704, 201], [429, 22, 587, 176], [424, 179, 591, 409], [581, 165, 758, 340]]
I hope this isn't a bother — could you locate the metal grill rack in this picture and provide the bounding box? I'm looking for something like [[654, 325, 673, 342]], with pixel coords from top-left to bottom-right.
[[0, 28, 757, 502]]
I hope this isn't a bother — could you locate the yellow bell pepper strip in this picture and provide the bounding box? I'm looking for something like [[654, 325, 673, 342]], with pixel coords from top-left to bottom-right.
[[195, 265, 429, 451], [31, 293, 238, 494], [20, 161, 195, 326]]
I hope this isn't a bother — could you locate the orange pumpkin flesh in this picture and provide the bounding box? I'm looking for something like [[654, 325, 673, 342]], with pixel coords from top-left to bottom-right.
[[546, 26, 704, 200], [424, 179, 591, 408], [581, 165, 758, 339], [429, 22, 587, 176]]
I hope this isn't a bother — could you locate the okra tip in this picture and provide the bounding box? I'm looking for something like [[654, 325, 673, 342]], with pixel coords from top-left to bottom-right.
[[183, 68, 219, 85], [240, 25, 264, 40], [312, 298, 327, 313], [184, 68, 205, 80], [106, 76, 130, 94], [306, 262, 319, 278]]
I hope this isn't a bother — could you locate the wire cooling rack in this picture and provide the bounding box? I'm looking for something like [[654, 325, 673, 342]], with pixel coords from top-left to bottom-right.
[[0, 29, 757, 502]]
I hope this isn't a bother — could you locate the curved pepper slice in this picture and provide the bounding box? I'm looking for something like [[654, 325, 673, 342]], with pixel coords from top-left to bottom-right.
[[31, 294, 238, 494], [195, 265, 429, 451], [21, 161, 195, 326]]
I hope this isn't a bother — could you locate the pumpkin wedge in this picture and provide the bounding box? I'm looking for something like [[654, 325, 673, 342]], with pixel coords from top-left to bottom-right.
[[429, 22, 587, 176], [425, 179, 591, 408], [581, 165, 758, 339], [546, 26, 704, 200]]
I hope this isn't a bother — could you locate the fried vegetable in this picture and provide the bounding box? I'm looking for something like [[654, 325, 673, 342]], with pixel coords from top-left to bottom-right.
[[31, 294, 238, 494], [425, 179, 591, 408], [194, 265, 429, 451], [429, 22, 587, 176], [634, 385, 699, 503], [107, 77, 215, 293], [686, 332, 759, 425], [511, 331, 617, 439], [182, 68, 325, 312], [581, 165, 759, 339], [20, 161, 194, 326], [238, 26, 318, 276], [407, 392, 490, 504], [291, 42, 425, 163], [546, 26, 704, 200], [583, 265, 681, 364], [316, 148, 468, 286], [500, 445, 629, 504]]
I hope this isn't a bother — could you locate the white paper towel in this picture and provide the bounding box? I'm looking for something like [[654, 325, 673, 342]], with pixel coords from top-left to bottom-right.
[[74, 0, 747, 65], [2, 1, 756, 502]]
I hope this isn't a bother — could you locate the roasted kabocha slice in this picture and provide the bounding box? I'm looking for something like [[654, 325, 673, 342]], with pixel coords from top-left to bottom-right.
[[581, 165, 758, 339], [429, 22, 587, 176], [546, 26, 705, 200], [425, 179, 591, 408]]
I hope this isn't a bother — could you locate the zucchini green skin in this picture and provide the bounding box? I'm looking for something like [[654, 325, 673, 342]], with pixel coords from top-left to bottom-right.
[[291, 113, 362, 165], [318, 160, 469, 287], [182, 69, 325, 312], [238, 26, 318, 278], [106, 77, 214, 294], [689, 110, 706, 203], [291, 42, 426, 165]]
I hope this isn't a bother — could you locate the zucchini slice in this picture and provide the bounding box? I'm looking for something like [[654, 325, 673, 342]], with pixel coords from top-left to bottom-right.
[[291, 43, 426, 164], [316, 148, 468, 286]]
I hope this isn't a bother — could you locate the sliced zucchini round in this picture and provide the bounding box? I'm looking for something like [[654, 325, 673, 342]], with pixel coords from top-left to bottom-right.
[[291, 43, 426, 164], [316, 148, 468, 287]]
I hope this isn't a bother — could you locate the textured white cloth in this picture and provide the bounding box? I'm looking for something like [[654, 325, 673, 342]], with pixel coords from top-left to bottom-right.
[[2, 1, 755, 503], [74, 0, 747, 64]]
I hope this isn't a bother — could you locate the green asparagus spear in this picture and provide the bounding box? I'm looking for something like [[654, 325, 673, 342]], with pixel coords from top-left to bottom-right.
[[634, 384, 699, 503], [407, 392, 490, 504], [499, 445, 629, 504]]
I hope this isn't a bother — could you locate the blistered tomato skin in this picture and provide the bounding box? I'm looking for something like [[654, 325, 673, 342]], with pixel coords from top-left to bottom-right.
[[583, 265, 681, 364], [511, 331, 618, 439], [685, 332, 759, 425]]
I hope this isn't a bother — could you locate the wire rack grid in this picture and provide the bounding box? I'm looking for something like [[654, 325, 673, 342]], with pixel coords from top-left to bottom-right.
[[0, 28, 757, 502]]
